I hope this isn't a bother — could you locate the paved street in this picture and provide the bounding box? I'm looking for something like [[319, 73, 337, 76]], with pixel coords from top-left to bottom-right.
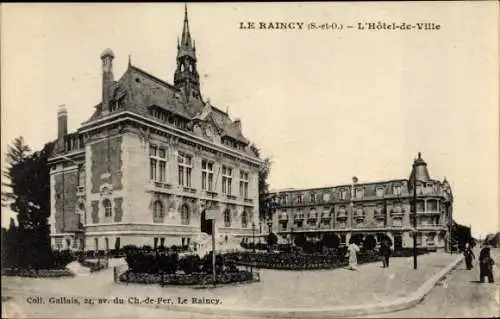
[[366, 248, 500, 318], [1, 251, 471, 318]]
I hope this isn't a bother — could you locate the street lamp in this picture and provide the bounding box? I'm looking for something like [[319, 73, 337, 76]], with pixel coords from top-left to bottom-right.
[[252, 222, 256, 253]]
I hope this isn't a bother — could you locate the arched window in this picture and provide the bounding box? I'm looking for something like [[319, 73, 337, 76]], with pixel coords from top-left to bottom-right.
[[103, 199, 112, 217], [181, 204, 190, 225], [153, 200, 164, 222], [224, 209, 232, 227], [241, 210, 248, 228]]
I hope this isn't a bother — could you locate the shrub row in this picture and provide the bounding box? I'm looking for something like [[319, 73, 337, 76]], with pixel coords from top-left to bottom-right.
[[223, 250, 382, 270]]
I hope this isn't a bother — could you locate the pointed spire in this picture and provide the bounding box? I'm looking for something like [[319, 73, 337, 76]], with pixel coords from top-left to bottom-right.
[[181, 3, 192, 48], [128, 54, 131, 67]]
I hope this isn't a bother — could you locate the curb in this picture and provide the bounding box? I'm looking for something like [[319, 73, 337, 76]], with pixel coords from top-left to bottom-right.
[[162, 255, 465, 318]]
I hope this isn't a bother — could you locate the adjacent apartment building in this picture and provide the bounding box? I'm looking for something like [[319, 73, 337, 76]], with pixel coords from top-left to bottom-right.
[[268, 153, 454, 250], [48, 7, 263, 251]]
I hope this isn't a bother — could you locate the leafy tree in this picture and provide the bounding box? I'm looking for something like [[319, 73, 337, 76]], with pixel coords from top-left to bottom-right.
[[250, 144, 272, 221], [2, 137, 55, 269], [2, 136, 31, 207]]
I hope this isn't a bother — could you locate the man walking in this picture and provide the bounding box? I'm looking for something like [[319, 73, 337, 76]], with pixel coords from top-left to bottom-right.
[[379, 239, 391, 268]]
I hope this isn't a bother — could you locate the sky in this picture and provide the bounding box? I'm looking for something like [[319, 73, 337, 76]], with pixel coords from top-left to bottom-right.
[[1, 2, 498, 238]]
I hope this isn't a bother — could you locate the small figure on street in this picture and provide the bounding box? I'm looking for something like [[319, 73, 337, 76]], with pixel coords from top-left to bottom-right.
[[346, 241, 360, 271], [379, 240, 391, 268], [478, 245, 495, 283], [463, 243, 475, 270]]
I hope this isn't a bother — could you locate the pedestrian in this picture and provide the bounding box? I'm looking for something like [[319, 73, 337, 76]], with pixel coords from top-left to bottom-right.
[[463, 243, 475, 270], [346, 240, 360, 270], [478, 245, 495, 283], [379, 240, 391, 268]]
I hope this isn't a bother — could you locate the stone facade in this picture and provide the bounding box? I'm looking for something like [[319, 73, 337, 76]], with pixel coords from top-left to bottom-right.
[[48, 8, 263, 251], [268, 154, 454, 251]]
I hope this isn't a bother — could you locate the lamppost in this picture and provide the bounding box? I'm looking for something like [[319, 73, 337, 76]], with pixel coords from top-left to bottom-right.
[[252, 222, 256, 253]]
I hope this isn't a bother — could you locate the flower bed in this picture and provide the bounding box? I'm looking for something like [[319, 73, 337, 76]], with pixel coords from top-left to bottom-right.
[[1, 268, 75, 277], [223, 250, 382, 270], [119, 270, 257, 286]]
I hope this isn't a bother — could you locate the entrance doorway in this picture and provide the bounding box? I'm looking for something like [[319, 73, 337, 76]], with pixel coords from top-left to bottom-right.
[[200, 210, 213, 235]]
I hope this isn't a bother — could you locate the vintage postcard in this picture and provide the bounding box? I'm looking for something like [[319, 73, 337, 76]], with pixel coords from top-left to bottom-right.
[[1, 2, 499, 318]]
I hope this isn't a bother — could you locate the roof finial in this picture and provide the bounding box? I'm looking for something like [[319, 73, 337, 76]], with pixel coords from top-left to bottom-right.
[[128, 54, 131, 67], [184, 2, 188, 21], [418, 152, 422, 159]]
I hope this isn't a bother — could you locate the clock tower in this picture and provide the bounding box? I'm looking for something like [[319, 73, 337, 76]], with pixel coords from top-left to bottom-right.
[[174, 5, 201, 101]]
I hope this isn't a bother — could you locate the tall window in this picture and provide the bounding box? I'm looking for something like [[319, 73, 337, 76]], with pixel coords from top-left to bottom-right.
[[153, 200, 164, 221], [178, 153, 192, 187], [241, 210, 248, 228], [78, 164, 85, 187], [239, 171, 249, 198], [202, 160, 214, 191], [310, 193, 316, 203], [181, 204, 190, 225], [222, 166, 233, 195], [103, 199, 112, 217], [224, 209, 232, 227], [149, 145, 167, 182]]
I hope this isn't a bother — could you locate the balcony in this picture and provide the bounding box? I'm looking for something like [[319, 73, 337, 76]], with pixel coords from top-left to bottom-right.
[[374, 212, 385, 220], [336, 213, 348, 220], [278, 213, 289, 220], [244, 198, 253, 204], [76, 185, 85, 196], [183, 187, 196, 194], [418, 210, 441, 216], [227, 194, 237, 201], [154, 182, 172, 189], [205, 190, 218, 198]]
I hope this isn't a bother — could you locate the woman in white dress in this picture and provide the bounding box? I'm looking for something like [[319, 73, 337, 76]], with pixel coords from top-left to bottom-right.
[[347, 241, 360, 270]]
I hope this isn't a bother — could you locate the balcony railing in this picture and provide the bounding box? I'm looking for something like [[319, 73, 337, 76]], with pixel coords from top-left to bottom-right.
[[244, 198, 253, 204], [76, 185, 85, 195], [205, 190, 218, 198], [183, 187, 196, 194], [154, 182, 172, 189], [374, 213, 385, 220], [336, 213, 348, 220], [227, 194, 237, 200]]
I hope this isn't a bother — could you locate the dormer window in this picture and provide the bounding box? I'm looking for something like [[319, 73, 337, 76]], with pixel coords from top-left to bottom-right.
[[355, 188, 363, 199], [297, 194, 303, 204], [340, 189, 347, 200], [393, 185, 402, 196], [376, 187, 384, 197]]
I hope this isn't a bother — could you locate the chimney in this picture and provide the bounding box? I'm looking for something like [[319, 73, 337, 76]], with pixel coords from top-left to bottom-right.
[[234, 118, 241, 130], [100, 48, 115, 113], [57, 104, 68, 140]]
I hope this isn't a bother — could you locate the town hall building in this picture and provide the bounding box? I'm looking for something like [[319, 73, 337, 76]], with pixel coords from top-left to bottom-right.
[[48, 7, 263, 251]]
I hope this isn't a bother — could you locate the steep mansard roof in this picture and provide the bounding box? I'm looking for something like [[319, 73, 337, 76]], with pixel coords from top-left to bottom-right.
[[84, 64, 249, 145]]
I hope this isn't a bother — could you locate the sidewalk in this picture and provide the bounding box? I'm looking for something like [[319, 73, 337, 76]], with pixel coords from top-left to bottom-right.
[[2, 252, 462, 318]]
